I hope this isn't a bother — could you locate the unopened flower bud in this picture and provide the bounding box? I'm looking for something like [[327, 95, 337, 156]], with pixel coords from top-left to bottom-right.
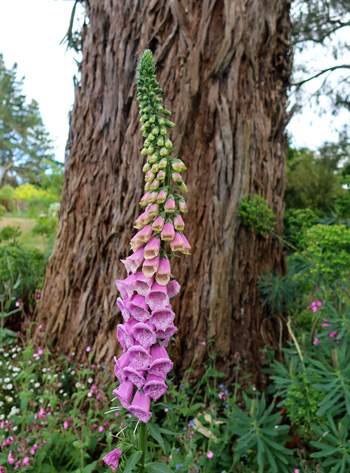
[[144, 181, 151, 192], [160, 126, 167, 135], [147, 154, 159, 164], [149, 115, 156, 123], [148, 203, 159, 218], [148, 192, 158, 203], [147, 146, 155, 155], [152, 126, 159, 135], [165, 139, 173, 149], [164, 197, 176, 213], [157, 136, 164, 147], [151, 163, 159, 173], [140, 193, 150, 206], [145, 170, 154, 182], [157, 170, 166, 181], [160, 147, 169, 157], [172, 172, 182, 183], [172, 159, 187, 172], [141, 148, 148, 156], [148, 134, 155, 142], [143, 163, 151, 173], [152, 215, 165, 232], [178, 182, 188, 193], [161, 222, 175, 241], [157, 189, 168, 204], [150, 179, 160, 191], [174, 214, 185, 231], [179, 199, 188, 213], [144, 139, 150, 147], [165, 119, 175, 127], [158, 158, 167, 169]]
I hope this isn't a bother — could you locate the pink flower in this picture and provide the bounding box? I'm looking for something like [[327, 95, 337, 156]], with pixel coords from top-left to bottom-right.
[[146, 283, 169, 310], [329, 331, 339, 338], [164, 197, 176, 213], [114, 353, 130, 383], [22, 457, 30, 467], [143, 373, 168, 401], [144, 237, 161, 260], [148, 203, 159, 218], [123, 365, 146, 390], [86, 346, 91, 352], [180, 234, 191, 254], [134, 210, 151, 229], [103, 447, 123, 471], [99, 425, 104, 432], [313, 337, 319, 345], [156, 258, 171, 286], [161, 222, 175, 241], [121, 247, 145, 274], [152, 215, 165, 232], [128, 391, 152, 424], [127, 345, 152, 370], [133, 273, 154, 296], [142, 255, 160, 278], [151, 307, 175, 331], [167, 279, 181, 298], [38, 407, 46, 419], [206, 451, 214, 459], [63, 421, 69, 429], [156, 188, 168, 204], [8, 451, 15, 465], [131, 322, 157, 348], [113, 381, 134, 408], [174, 214, 185, 231], [148, 345, 173, 377], [170, 232, 184, 252], [126, 295, 150, 322]]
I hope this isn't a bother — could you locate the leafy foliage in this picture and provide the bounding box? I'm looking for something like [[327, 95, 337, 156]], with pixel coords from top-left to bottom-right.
[[238, 194, 277, 236]]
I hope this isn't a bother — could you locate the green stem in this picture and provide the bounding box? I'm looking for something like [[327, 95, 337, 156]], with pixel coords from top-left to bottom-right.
[[139, 422, 147, 473]]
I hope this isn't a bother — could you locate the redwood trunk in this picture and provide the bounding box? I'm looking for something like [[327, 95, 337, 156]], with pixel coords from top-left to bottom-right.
[[36, 0, 292, 384]]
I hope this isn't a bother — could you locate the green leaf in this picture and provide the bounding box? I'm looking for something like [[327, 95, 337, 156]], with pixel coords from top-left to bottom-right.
[[147, 422, 166, 454], [124, 451, 143, 473], [145, 462, 173, 473]]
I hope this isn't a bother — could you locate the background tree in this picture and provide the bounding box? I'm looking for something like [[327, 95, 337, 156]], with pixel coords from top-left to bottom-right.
[[292, 0, 350, 113], [0, 54, 57, 186], [35, 0, 292, 383]]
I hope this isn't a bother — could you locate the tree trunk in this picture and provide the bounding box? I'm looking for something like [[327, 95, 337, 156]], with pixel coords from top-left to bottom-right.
[[35, 0, 292, 385]]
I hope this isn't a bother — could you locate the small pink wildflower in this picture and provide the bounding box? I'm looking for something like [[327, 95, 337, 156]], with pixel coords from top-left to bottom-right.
[[98, 426, 104, 432], [8, 451, 15, 465], [313, 337, 319, 345], [329, 331, 339, 338], [201, 340, 206, 346], [206, 451, 214, 459], [86, 346, 91, 352], [63, 421, 69, 429]]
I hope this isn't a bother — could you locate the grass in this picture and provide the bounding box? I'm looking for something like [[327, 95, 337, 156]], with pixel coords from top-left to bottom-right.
[[0, 217, 46, 251]]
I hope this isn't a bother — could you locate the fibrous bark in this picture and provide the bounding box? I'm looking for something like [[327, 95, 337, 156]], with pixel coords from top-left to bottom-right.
[[35, 0, 292, 384]]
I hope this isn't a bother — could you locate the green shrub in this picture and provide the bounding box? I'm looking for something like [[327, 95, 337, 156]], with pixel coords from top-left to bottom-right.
[[303, 224, 350, 281], [0, 225, 22, 245], [239, 194, 277, 236], [0, 185, 15, 211], [0, 246, 46, 301]]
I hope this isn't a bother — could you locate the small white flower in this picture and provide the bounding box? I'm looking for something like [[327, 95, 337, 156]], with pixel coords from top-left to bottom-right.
[[0, 414, 4, 420], [39, 398, 43, 404], [34, 383, 40, 388], [63, 393, 67, 397], [88, 377, 93, 384], [42, 368, 47, 372], [7, 384, 13, 390], [30, 379, 35, 383], [12, 354, 17, 359], [59, 389, 64, 394], [4, 377, 10, 383], [13, 426, 18, 431], [11, 347, 16, 353], [53, 374, 58, 378], [61, 375, 65, 379]]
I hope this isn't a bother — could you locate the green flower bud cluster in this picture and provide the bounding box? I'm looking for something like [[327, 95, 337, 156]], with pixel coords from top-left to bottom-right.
[[136, 50, 189, 216]]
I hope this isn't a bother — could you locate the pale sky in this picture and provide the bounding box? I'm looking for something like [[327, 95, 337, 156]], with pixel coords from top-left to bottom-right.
[[0, 0, 348, 163]]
